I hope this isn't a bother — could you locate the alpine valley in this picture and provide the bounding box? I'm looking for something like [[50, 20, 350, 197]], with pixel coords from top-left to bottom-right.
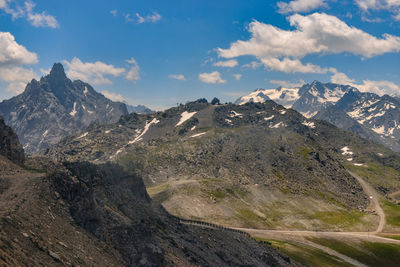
[[1, 64, 400, 266]]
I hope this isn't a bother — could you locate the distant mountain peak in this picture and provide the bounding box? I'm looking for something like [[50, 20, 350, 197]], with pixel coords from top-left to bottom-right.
[[49, 62, 67, 79]]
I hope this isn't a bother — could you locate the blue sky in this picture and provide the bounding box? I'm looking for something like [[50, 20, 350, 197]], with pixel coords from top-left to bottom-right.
[[1, 0, 400, 109]]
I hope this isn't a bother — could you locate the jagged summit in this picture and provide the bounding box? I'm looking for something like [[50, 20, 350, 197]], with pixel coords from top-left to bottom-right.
[[0, 63, 128, 153], [49, 62, 67, 78]]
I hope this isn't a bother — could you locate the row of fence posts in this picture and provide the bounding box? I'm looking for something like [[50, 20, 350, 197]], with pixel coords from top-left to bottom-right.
[[171, 215, 251, 238]]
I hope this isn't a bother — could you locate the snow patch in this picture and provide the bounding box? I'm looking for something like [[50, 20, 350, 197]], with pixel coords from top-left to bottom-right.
[[69, 102, 77, 117], [302, 121, 316, 129], [42, 129, 49, 137], [347, 158, 353, 161], [229, 110, 243, 118], [190, 132, 206, 138], [84, 86, 89, 95], [354, 163, 364, 166], [77, 132, 88, 139], [176, 111, 197, 126], [129, 118, 160, 144], [270, 122, 286, 128], [279, 110, 286, 115], [341, 146, 353, 155], [371, 125, 385, 135], [264, 115, 274, 121], [105, 129, 112, 134]]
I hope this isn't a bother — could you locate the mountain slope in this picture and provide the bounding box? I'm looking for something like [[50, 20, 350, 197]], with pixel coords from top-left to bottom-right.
[[0, 115, 24, 165], [0, 63, 128, 154], [44, 99, 400, 230], [316, 89, 400, 152], [0, 156, 293, 266]]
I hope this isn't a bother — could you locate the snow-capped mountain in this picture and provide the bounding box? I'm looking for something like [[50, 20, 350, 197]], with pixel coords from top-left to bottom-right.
[[235, 87, 300, 108], [236, 81, 356, 118], [316, 89, 400, 151], [237, 81, 400, 151], [292, 81, 357, 118], [0, 63, 128, 153]]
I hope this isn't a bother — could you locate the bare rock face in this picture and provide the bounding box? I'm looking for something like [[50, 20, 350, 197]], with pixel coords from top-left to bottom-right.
[[0, 115, 24, 165], [0, 63, 128, 154]]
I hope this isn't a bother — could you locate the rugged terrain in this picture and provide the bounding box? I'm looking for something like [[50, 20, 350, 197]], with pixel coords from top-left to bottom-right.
[[0, 108, 295, 266], [237, 81, 400, 152], [0, 63, 128, 153], [44, 99, 400, 230], [0, 115, 24, 165]]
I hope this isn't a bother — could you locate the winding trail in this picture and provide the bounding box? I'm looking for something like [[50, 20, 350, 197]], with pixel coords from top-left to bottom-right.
[[348, 171, 386, 233], [181, 171, 398, 266]]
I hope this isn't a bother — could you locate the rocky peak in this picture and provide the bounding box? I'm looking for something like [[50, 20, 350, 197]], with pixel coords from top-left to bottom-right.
[[49, 62, 67, 80]]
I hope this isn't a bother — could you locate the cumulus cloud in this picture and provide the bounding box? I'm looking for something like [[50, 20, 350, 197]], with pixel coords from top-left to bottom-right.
[[0, 32, 38, 67], [64, 57, 126, 85], [199, 71, 226, 84], [0, 1, 58, 28], [110, 9, 117, 16], [0, 32, 38, 95], [277, 0, 327, 14], [25, 1, 58, 28], [330, 70, 356, 85], [135, 12, 161, 24], [218, 13, 400, 73], [125, 58, 140, 83], [101, 90, 126, 102], [0, 66, 37, 94], [213, 59, 238, 68], [329, 71, 400, 96], [169, 74, 186, 81], [356, 0, 400, 20], [260, 57, 328, 73], [270, 79, 305, 88], [233, 74, 242, 80]]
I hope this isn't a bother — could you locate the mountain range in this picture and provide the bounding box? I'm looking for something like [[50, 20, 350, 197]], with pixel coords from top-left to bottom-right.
[[237, 81, 400, 152], [0, 93, 293, 266], [44, 98, 400, 231], [0, 63, 152, 154]]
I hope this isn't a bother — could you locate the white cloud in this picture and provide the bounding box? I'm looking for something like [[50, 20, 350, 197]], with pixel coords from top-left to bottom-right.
[[218, 13, 400, 73], [270, 79, 305, 88], [329, 71, 400, 96], [356, 0, 400, 21], [64, 57, 126, 85], [0, 66, 36, 94], [277, 0, 327, 14], [233, 74, 242, 80], [0, 32, 38, 67], [330, 70, 356, 85], [0, 32, 37, 95], [1, 1, 58, 28], [242, 61, 263, 69], [25, 2, 58, 28], [198, 71, 226, 84], [101, 90, 126, 102], [358, 80, 400, 95], [110, 9, 117, 16], [169, 74, 186, 81], [213, 59, 238, 68], [135, 11, 161, 24], [125, 57, 140, 83], [260, 57, 328, 73]]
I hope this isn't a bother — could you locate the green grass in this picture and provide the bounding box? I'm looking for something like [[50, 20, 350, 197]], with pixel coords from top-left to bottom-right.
[[309, 237, 400, 267], [255, 237, 352, 267], [298, 147, 312, 160], [382, 200, 400, 227], [313, 210, 365, 228], [378, 234, 400, 241], [146, 183, 170, 197], [345, 163, 400, 191]]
